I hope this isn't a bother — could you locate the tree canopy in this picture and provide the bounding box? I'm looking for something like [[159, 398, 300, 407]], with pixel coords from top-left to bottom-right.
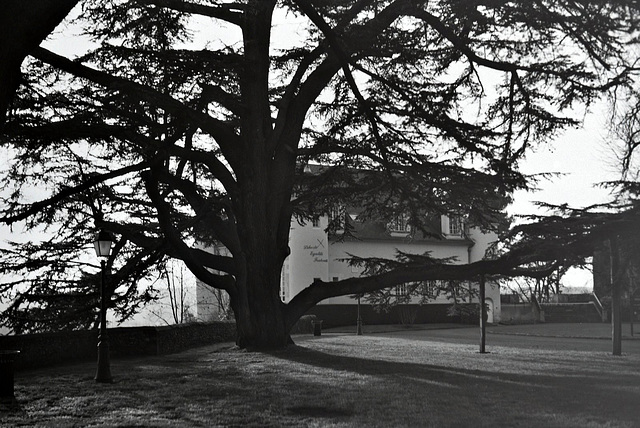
[[1, 0, 640, 348], [0, 0, 79, 122]]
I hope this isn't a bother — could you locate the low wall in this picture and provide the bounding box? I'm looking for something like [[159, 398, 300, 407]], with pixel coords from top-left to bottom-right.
[[540, 303, 602, 323], [553, 294, 592, 303], [305, 303, 478, 328], [501, 304, 540, 324], [0, 321, 236, 370], [502, 302, 604, 324]]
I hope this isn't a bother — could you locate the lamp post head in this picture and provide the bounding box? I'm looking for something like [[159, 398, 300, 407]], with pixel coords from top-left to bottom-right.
[[94, 229, 114, 258]]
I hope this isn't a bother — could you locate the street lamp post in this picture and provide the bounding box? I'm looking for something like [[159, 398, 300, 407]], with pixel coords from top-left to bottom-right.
[[93, 229, 114, 383]]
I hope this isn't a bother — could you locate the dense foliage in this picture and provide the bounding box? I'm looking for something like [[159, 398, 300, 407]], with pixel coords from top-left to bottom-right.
[[1, 0, 639, 347]]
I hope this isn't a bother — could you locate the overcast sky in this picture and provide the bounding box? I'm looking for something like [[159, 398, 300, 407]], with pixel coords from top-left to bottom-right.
[[511, 102, 618, 218]]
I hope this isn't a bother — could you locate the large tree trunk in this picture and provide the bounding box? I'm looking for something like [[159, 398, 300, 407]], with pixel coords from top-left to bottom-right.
[[231, 269, 290, 349], [231, 190, 291, 349], [229, 158, 296, 349], [227, 0, 293, 349]]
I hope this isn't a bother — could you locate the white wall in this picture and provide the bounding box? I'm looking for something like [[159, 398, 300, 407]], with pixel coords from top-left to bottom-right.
[[284, 217, 329, 302], [324, 238, 472, 304], [283, 215, 502, 322], [190, 215, 502, 323]]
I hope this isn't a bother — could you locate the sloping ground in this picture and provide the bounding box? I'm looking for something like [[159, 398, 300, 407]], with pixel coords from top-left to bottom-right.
[[2, 328, 640, 427]]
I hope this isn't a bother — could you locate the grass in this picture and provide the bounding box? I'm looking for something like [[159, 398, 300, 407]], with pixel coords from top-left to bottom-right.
[[487, 322, 640, 339], [2, 329, 640, 427]]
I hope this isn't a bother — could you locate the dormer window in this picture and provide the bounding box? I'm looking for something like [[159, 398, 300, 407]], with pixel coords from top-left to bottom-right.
[[328, 205, 345, 232], [440, 214, 467, 238], [395, 283, 409, 296], [389, 213, 411, 236], [447, 215, 465, 237]]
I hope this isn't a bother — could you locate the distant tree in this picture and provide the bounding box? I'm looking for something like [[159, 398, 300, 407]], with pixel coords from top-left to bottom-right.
[[1, 0, 639, 348], [149, 260, 195, 325], [596, 75, 640, 347], [503, 264, 569, 303]]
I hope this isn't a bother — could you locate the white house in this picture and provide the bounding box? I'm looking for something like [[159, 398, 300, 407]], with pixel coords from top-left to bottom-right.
[[282, 210, 501, 325], [196, 208, 502, 326]]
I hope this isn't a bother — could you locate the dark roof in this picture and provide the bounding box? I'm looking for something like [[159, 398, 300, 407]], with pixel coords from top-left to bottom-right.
[[331, 212, 473, 245]]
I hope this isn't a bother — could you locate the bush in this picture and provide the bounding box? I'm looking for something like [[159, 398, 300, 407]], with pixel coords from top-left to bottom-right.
[[290, 315, 317, 334]]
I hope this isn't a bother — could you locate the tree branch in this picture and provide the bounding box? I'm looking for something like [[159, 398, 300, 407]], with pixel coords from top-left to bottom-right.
[[0, 160, 152, 225], [141, 169, 237, 293], [199, 84, 246, 117], [163, 144, 238, 195], [276, 0, 411, 158], [412, 7, 631, 94], [153, 169, 241, 254], [31, 47, 244, 170], [136, 0, 243, 26], [285, 255, 550, 328], [102, 220, 238, 276], [0, 0, 78, 122], [292, 0, 391, 165]]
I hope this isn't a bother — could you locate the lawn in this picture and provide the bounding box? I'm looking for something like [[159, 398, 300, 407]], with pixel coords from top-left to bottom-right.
[[2, 330, 640, 427]]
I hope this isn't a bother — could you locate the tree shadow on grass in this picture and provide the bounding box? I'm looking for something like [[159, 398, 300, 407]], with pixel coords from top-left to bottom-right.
[[267, 343, 640, 426], [6, 342, 640, 427], [0, 398, 25, 415]]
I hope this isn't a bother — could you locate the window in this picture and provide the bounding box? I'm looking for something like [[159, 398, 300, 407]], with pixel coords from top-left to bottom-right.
[[448, 216, 464, 236], [421, 280, 440, 296], [389, 213, 411, 234], [312, 217, 320, 228], [328, 205, 345, 231], [280, 269, 289, 302], [395, 283, 409, 296]]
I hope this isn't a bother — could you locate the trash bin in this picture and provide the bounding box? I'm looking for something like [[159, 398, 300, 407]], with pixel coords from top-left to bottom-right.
[[0, 350, 20, 402], [312, 320, 323, 336]]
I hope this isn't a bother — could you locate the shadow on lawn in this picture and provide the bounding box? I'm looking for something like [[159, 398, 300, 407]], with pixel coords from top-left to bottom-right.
[[0, 399, 25, 416], [267, 344, 640, 424], [272, 345, 533, 388], [4, 341, 640, 427]]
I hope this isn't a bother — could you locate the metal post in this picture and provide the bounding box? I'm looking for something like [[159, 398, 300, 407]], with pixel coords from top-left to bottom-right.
[[356, 296, 363, 335], [610, 236, 622, 356], [95, 260, 112, 382], [479, 275, 487, 354], [0, 350, 20, 403], [630, 293, 635, 337]]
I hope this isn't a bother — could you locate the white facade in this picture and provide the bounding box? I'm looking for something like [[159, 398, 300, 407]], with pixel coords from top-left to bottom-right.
[[282, 213, 501, 322], [195, 213, 502, 324]]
